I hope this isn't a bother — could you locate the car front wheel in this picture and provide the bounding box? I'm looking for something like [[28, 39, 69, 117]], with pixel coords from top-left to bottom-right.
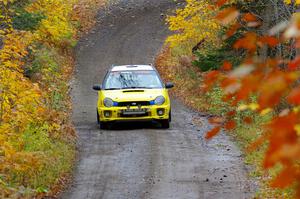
[[99, 121, 110, 130], [97, 110, 100, 124], [160, 119, 170, 129]]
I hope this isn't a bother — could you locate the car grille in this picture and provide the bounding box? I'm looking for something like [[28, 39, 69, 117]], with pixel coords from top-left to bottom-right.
[[117, 101, 150, 107], [119, 112, 150, 118]]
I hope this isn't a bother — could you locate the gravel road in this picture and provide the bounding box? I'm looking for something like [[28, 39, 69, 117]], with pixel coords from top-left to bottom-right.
[[61, 0, 255, 198]]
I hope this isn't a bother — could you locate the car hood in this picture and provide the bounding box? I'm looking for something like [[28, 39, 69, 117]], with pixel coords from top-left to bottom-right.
[[102, 89, 165, 101]]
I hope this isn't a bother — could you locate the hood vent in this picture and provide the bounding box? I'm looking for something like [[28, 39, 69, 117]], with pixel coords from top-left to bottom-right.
[[123, 90, 144, 93]]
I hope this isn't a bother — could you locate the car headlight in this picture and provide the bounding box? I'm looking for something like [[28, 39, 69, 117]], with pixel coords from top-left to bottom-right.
[[103, 98, 114, 107], [154, 96, 165, 105]]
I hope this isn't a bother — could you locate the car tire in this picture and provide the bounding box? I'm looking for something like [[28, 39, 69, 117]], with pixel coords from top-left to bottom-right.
[[99, 121, 109, 130], [160, 119, 170, 129], [97, 110, 100, 124]]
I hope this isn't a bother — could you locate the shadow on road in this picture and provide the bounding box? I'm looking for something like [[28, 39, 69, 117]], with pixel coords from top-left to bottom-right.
[[102, 121, 163, 130]]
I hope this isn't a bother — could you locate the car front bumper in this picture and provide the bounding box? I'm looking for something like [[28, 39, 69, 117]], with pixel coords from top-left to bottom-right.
[[98, 105, 170, 122]]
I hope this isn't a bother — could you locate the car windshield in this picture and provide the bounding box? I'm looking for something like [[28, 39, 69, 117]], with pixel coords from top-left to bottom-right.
[[104, 70, 163, 90]]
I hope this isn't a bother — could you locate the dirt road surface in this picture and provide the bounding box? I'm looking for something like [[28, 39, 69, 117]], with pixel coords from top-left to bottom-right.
[[61, 0, 255, 198]]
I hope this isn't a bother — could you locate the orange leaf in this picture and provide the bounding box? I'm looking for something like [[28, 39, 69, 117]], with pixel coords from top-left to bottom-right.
[[215, 0, 228, 7], [259, 36, 279, 47], [288, 56, 300, 70], [288, 87, 300, 105], [224, 120, 236, 130], [234, 32, 257, 52], [243, 117, 252, 124], [247, 135, 266, 152], [241, 13, 261, 27], [227, 110, 236, 117], [222, 93, 234, 102], [226, 22, 241, 37], [221, 77, 237, 88], [236, 74, 261, 101], [205, 126, 221, 139], [216, 7, 239, 25], [297, 184, 300, 199], [208, 117, 224, 125], [204, 70, 220, 89], [271, 166, 296, 188], [222, 61, 232, 71], [264, 113, 299, 168], [242, 13, 257, 22], [258, 72, 289, 109]]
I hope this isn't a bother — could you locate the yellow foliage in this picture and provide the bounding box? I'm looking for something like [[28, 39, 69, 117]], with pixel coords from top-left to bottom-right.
[[0, 30, 45, 165], [0, 0, 15, 6], [166, 0, 221, 52], [0, 0, 78, 195], [284, 0, 300, 4], [26, 0, 76, 45]]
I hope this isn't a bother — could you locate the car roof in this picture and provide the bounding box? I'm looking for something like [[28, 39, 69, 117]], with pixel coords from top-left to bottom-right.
[[110, 65, 155, 72]]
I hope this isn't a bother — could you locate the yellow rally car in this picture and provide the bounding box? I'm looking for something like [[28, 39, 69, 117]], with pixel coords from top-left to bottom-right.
[[93, 65, 174, 129]]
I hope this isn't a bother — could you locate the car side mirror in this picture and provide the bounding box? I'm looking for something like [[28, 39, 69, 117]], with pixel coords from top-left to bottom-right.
[[93, 84, 102, 91], [165, 82, 174, 89]]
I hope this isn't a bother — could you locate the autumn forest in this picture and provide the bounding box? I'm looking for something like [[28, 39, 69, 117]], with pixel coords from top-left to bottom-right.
[[1, 0, 300, 198]]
